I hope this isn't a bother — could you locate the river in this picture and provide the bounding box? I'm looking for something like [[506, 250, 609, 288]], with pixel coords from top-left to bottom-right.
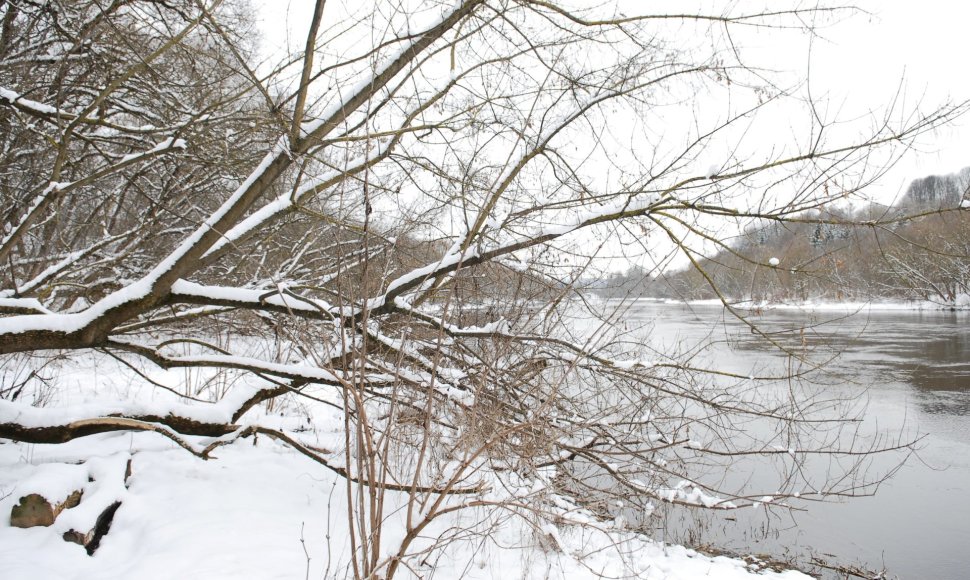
[[619, 301, 970, 580]]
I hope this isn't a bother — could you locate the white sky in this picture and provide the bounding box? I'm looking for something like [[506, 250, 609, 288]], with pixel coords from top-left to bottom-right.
[[252, 0, 970, 204], [778, 1, 970, 202]]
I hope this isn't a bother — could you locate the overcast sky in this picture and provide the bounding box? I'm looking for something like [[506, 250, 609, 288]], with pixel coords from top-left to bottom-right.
[[254, 1, 970, 203], [785, 1, 970, 200]]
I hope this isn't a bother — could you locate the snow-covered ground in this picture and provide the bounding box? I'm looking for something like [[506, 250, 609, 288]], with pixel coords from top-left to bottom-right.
[[0, 436, 810, 580], [0, 356, 810, 580]]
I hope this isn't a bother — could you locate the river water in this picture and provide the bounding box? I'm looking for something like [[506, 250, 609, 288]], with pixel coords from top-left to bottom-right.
[[620, 301, 970, 580]]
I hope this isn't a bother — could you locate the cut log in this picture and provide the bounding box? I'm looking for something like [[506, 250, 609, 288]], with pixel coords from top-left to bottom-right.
[[10, 490, 82, 528]]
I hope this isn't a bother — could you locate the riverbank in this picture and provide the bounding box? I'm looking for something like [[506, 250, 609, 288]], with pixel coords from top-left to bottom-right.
[[0, 350, 812, 580], [625, 296, 970, 312], [0, 424, 811, 580]]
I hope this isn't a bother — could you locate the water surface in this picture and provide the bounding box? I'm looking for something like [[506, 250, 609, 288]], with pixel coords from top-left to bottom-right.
[[624, 302, 970, 580]]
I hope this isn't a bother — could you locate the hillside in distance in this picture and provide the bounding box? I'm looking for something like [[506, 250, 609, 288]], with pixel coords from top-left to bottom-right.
[[608, 167, 970, 305]]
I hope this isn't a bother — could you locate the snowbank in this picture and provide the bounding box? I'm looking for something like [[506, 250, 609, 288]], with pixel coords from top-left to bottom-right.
[[0, 433, 809, 580], [0, 349, 812, 580]]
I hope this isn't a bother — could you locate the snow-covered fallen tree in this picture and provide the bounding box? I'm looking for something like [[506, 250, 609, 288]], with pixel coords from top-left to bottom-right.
[[0, 0, 962, 577]]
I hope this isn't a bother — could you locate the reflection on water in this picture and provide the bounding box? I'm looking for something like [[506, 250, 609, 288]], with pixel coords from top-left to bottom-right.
[[622, 302, 970, 580], [919, 391, 970, 417], [725, 308, 970, 419]]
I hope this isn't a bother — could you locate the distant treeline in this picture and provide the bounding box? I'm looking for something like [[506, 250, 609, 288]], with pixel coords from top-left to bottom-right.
[[605, 167, 970, 304]]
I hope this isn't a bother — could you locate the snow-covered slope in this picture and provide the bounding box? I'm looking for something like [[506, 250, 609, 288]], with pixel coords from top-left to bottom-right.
[[0, 431, 808, 580]]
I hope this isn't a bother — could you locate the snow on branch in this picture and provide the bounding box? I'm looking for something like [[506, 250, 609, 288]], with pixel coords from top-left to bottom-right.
[[168, 280, 336, 320]]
